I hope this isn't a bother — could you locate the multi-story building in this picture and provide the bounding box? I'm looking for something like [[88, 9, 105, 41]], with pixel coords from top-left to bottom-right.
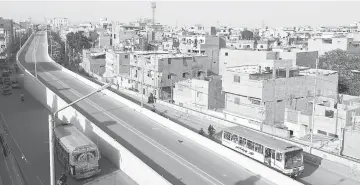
[[0, 28, 6, 61], [103, 49, 131, 79], [178, 35, 226, 75], [222, 60, 338, 126], [117, 52, 208, 100], [285, 94, 359, 139], [112, 25, 140, 47], [307, 36, 360, 55], [219, 49, 319, 76], [173, 76, 224, 110], [0, 17, 13, 60], [51, 18, 69, 28], [81, 49, 106, 77]]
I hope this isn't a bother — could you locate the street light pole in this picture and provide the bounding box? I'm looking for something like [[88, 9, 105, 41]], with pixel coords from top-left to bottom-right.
[[310, 57, 319, 151], [141, 67, 144, 108], [49, 82, 112, 185]]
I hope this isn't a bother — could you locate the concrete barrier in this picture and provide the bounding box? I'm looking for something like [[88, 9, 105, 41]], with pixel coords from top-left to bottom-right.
[[18, 33, 171, 185]]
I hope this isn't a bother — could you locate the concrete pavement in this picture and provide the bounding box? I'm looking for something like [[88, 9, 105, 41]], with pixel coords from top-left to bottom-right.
[[23, 31, 278, 185], [88, 75, 360, 185]]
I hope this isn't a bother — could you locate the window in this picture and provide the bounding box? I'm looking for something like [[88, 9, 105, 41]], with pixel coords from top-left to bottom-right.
[[260, 45, 264, 49], [124, 55, 128, 59], [276, 152, 283, 162], [247, 141, 254, 150], [143, 89, 145, 95], [234, 97, 240, 105], [182, 73, 187, 78], [234, 75, 240, 83], [317, 130, 327, 135], [231, 134, 238, 143], [254, 143, 263, 154], [225, 52, 228, 56], [328, 133, 338, 138], [325, 110, 334, 118], [168, 58, 171, 64], [197, 92, 201, 97], [223, 131, 231, 140], [168, 74, 171, 79], [238, 137, 243, 145], [188, 49, 191, 52], [250, 98, 261, 105]]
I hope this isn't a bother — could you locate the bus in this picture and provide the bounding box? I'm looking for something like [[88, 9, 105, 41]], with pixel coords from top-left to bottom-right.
[[54, 124, 101, 179], [221, 126, 304, 177]]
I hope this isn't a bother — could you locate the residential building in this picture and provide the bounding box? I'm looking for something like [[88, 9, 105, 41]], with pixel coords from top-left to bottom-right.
[[222, 61, 338, 126], [178, 35, 226, 75], [308, 36, 360, 55], [219, 49, 319, 76], [173, 76, 224, 110], [80, 48, 106, 77], [51, 18, 69, 28], [117, 52, 208, 100], [103, 49, 131, 79], [285, 94, 359, 140], [0, 17, 13, 60], [112, 25, 140, 47]]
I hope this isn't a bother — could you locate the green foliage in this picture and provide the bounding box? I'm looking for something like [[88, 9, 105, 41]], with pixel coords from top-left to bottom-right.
[[318, 49, 360, 96], [66, 32, 92, 54]]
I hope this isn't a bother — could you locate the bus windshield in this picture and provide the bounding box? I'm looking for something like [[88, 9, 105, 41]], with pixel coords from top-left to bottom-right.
[[73, 150, 98, 164], [285, 149, 303, 169]]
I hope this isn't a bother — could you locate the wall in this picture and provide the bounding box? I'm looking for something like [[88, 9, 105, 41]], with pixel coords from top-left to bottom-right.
[[218, 49, 278, 76], [342, 126, 360, 159], [308, 37, 352, 55], [278, 51, 318, 68], [208, 76, 225, 109]]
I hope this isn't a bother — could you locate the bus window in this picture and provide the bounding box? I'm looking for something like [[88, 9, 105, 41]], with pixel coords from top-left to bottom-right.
[[254, 143, 263, 154], [247, 140, 254, 150], [271, 150, 275, 159], [276, 152, 283, 162], [238, 137, 243, 145], [231, 134, 238, 143], [241, 138, 247, 146], [223, 131, 231, 140]]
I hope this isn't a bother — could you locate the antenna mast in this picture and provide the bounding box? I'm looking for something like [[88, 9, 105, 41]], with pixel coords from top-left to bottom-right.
[[151, 2, 156, 25]]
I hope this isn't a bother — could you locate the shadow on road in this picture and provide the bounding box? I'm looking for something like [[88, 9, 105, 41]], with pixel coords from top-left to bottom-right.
[[234, 174, 261, 185]]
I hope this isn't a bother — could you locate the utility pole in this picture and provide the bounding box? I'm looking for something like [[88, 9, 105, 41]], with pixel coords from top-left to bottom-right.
[[310, 57, 319, 150], [141, 67, 144, 108], [49, 82, 112, 185]]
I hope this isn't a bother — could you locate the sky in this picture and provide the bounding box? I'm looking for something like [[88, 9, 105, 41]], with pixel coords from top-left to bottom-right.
[[0, 1, 359, 28]]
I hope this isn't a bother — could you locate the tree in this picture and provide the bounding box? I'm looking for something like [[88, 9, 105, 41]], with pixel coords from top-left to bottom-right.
[[318, 49, 360, 96], [208, 125, 216, 138], [65, 32, 92, 71]]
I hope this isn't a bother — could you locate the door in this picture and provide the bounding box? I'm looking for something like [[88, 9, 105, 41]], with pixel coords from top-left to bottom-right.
[[271, 149, 276, 167]]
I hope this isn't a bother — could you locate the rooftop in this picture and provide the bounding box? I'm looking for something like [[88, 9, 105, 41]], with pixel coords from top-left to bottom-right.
[[299, 69, 338, 76]]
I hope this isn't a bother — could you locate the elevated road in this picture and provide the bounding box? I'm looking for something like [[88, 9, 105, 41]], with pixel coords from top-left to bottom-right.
[[19, 31, 277, 185]]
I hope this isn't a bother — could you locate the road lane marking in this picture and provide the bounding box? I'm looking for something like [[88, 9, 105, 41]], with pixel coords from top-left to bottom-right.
[[0, 148, 13, 185], [37, 176, 44, 185], [0, 113, 28, 165], [33, 34, 226, 185]]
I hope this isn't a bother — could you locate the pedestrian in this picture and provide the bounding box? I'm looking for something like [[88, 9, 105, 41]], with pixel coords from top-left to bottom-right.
[[154, 97, 157, 103]]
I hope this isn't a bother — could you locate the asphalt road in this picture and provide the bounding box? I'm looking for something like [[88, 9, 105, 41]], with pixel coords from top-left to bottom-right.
[[19, 31, 279, 185], [0, 42, 123, 185]]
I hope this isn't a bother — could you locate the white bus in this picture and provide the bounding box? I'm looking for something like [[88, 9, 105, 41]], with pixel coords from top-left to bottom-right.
[[54, 124, 101, 179], [221, 126, 304, 177]]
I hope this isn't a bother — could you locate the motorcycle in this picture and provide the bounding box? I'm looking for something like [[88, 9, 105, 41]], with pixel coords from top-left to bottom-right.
[[21, 96, 24, 102], [56, 180, 67, 185]]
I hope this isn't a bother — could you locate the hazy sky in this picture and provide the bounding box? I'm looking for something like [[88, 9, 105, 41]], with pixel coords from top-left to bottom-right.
[[0, 1, 359, 28]]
